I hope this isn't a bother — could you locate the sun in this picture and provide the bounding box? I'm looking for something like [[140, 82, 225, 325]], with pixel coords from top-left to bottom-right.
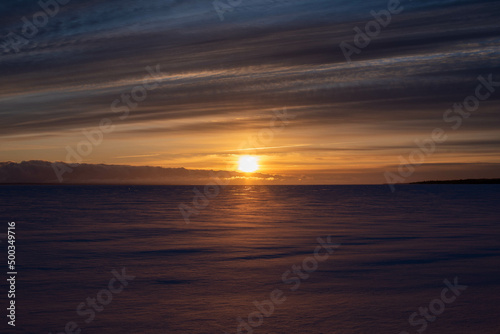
[[238, 155, 259, 173]]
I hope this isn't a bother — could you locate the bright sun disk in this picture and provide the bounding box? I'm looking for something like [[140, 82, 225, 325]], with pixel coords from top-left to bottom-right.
[[238, 155, 259, 173]]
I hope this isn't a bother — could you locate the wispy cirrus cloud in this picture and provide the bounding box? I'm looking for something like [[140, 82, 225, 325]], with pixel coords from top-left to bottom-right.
[[1, 0, 499, 182]]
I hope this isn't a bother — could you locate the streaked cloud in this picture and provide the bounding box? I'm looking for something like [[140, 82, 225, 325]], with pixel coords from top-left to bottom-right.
[[1, 0, 499, 183]]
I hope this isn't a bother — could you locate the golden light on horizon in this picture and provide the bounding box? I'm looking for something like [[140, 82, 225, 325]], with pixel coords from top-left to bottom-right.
[[238, 155, 259, 173]]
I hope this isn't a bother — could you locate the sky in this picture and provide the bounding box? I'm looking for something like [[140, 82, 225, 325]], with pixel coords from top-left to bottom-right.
[[0, 0, 499, 184]]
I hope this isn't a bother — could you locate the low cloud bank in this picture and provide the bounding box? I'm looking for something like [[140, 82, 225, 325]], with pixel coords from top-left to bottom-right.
[[0, 161, 290, 185]]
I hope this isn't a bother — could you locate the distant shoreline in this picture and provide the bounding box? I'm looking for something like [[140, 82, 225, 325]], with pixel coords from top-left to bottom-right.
[[409, 179, 500, 184]]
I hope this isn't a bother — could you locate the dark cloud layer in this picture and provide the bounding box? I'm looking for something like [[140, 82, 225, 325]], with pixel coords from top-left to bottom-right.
[[0, 160, 289, 184]]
